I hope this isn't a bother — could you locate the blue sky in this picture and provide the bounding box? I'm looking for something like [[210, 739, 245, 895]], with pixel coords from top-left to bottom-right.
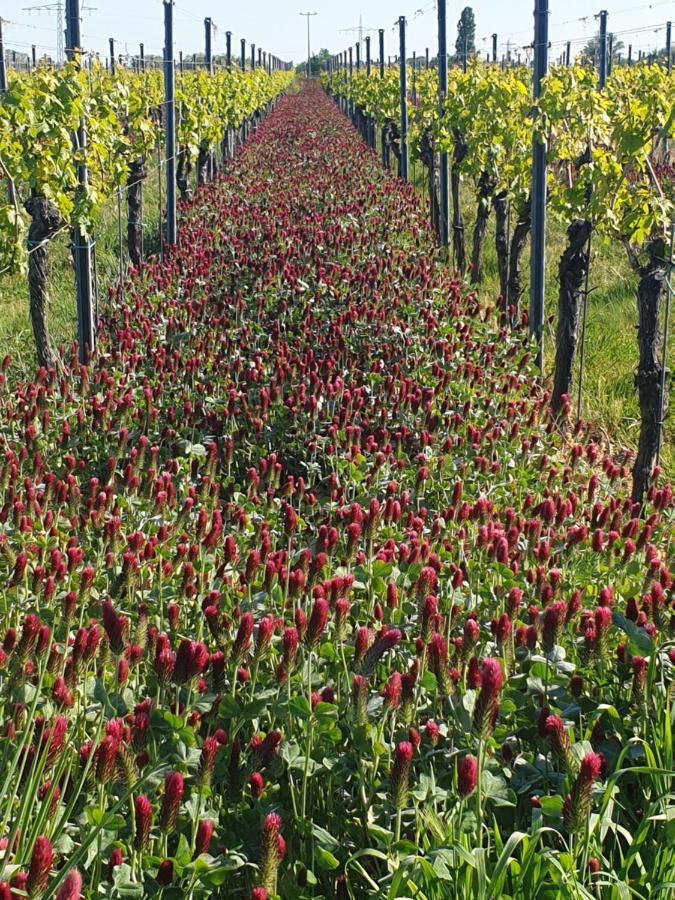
[[2, 1, 674, 65]]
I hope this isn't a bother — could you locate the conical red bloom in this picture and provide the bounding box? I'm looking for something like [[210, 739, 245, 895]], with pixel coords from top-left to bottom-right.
[[159, 771, 184, 833], [195, 819, 214, 856], [134, 795, 153, 851], [55, 870, 82, 900], [390, 741, 414, 810], [563, 752, 602, 833], [27, 836, 53, 896], [306, 597, 328, 647], [457, 754, 478, 797], [260, 813, 283, 893], [472, 658, 503, 740]]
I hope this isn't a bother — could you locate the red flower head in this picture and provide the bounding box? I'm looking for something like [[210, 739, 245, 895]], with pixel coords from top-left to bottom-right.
[[102, 600, 127, 655], [457, 754, 478, 797], [563, 752, 602, 833], [55, 870, 83, 900], [390, 741, 414, 810], [472, 658, 503, 740], [197, 735, 220, 788], [260, 813, 284, 893], [195, 820, 214, 857], [306, 597, 329, 647], [334, 598, 350, 640], [282, 627, 299, 670], [159, 771, 184, 833], [134, 795, 153, 851], [250, 771, 265, 798], [232, 613, 254, 664], [382, 671, 402, 709], [360, 628, 401, 676], [27, 836, 53, 897]]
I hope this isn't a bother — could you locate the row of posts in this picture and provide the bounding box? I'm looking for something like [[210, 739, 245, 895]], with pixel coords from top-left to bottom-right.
[[329, 2, 674, 371], [0, 1, 291, 366]]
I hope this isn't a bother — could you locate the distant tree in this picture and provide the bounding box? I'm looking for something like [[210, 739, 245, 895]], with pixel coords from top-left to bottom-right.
[[297, 48, 331, 76], [581, 32, 625, 69], [455, 7, 476, 66]]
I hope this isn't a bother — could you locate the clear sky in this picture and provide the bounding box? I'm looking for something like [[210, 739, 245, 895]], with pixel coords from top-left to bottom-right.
[[2, 1, 674, 66]]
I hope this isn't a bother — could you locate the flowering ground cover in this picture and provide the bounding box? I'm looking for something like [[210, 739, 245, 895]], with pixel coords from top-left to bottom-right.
[[0, 83, 673, 899]]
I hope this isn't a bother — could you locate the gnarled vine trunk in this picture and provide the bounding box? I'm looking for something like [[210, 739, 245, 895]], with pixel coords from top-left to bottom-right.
[[25, 196, 63, 370], [451, 128, 467, 274], [632, 236, 668, 503], [126, 159, 146, 268], [551, 219, 593, 418], [471, 172, 496, 284], [385, 120, 400, 174], [196, 145, 209, 187], [493, 191, 509, 309], [419, 127, 440, 240], [176, 150, 192, 200], [507, 200, 531, 324]]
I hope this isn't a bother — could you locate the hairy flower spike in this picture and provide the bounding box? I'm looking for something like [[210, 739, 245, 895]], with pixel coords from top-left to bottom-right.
[[390, 741, 414, 810], [472, 658, 503, 740]]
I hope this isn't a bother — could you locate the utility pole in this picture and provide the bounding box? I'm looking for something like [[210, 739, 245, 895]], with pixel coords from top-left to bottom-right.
[[300, 11, 317, 78], [23, 0, 66, 66]]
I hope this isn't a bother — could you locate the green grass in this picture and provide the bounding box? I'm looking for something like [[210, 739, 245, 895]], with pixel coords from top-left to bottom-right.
[[1, 135, 673, 474], [404, 148, 674, 476]]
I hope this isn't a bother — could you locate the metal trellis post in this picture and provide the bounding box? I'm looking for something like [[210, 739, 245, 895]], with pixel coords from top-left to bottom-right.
[[438, 0, 449, 248], [598, 10, 608, 89], [530, 0, 549, 371], [66, 0, 96, 363], [164, 0, 177, 247], [398, 16, 408, 181]]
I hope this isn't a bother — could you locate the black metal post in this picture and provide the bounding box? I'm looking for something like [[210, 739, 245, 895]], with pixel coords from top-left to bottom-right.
[[205, 18, 212, 72], [241, 38, 246, 71], [530, 0, 548, 371], [366, 35, 371, 75], [492, 33, 497, 62], [356, 41, 360, 70], [379, 29, 386, 166], [426, 47, 429, 69], [140, 42, 145, 72], [32, 44, 37, 69], [565, 40, 571, 66], [0, 19, 7, 91], [66, 0, 96, 363], [608, 33, 613, 76], [109, 37, 115, 74], [251, 43, 255, 70], [438, 0, 449, 248], [226, 31, 232, 70], [667, 21, 672, 73], [164, 0, 177, 247], [598, 10, 608, 89], [398, 17, 408, 181]]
